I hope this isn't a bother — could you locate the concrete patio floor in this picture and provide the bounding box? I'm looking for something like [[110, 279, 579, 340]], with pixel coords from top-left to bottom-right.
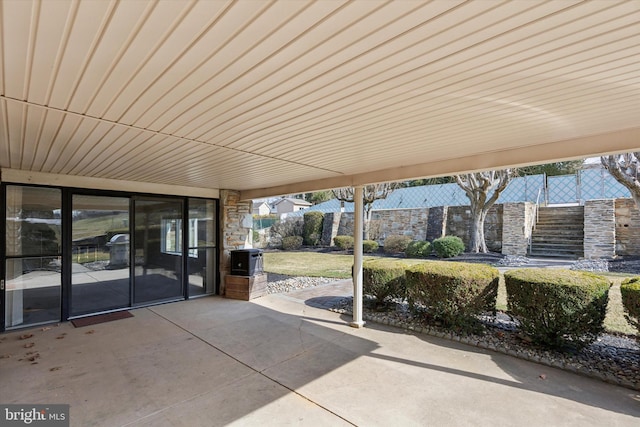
[[1, 281, 639, 426]]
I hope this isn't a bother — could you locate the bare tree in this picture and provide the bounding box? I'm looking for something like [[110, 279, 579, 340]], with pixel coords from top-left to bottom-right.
[[601, 153, 640, 209], [332, 183, 397, 240], [455, 169, 517, 253]]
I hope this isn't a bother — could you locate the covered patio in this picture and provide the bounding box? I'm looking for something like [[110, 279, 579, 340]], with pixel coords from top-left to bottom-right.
[[1, 1, 640, 423], [1, 285, 639, 426]]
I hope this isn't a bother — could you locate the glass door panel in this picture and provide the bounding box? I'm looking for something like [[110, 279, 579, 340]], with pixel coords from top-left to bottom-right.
[[71, 195, 130, 316], [4, 186, 62, 328], [188, 199, 217, 296], [133, 199, 183, 305]]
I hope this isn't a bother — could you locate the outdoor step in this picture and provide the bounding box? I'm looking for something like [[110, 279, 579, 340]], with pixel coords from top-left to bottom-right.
[[536, 218, 584, 223], [529, 243, 583, 251], [529, 246, 583, 253], [537, 216, 584, 221], [532, 227, 583, 233], [533, 225, 584, 231], [537, 219, 584, 222], [531, 235, 584, 245], [528, 251, 581, 259]]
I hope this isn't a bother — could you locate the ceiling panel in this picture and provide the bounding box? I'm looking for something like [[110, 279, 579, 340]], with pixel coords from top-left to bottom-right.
[[1, 0, 639, 198]]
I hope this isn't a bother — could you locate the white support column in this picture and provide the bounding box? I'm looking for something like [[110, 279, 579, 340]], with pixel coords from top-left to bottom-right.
[[351, 185, 365, 328]]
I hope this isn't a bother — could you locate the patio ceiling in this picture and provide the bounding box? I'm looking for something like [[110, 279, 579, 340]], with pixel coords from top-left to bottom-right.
[[1, 0, 639, 200]]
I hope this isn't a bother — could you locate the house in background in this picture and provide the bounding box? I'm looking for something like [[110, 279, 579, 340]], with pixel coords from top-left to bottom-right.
[[271, 197, 312, 215], [252, 200, 272, 216]]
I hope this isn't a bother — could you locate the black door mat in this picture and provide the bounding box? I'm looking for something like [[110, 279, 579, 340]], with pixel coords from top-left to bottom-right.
[[71, 311, 133, 328]]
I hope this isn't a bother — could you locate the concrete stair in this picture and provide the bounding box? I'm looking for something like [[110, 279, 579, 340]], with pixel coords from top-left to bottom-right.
[[528, 206, 584, 259]]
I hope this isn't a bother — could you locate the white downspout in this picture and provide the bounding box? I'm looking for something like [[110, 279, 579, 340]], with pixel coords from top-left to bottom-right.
[[351, 185, 365, 328]]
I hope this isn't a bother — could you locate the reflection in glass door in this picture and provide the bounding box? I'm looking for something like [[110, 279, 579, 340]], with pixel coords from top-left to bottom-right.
[[4, 186, 62, 329], [71, 195, 130, 316], [133, 199, 184, 305]]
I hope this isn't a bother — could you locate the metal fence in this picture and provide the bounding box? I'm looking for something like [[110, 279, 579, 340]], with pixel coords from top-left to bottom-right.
[[288, 168, 631, 216]]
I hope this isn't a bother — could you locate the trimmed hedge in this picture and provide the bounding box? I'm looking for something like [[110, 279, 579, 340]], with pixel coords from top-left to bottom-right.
[[303, 211, 324, 246], [504, 268, 610, 350], [432, 236, 465, 258], [363, 258, 408, 305], [405, 261, 499, 332], [281, 235, 303, 250], [621, 277, 640, 334], [405, 240, 431, 258], [384, 235, 412, 254], [363, 240, 379, 253], [334, 235, 354, 250]]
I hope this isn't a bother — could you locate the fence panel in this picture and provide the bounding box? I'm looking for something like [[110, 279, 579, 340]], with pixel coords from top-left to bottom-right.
[[547, 175, 579, 204]]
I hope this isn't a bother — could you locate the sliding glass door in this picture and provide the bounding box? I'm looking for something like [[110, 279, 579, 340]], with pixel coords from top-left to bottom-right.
[[133, 198, 184, 305], [70, 195, 130, 316], [2, 186, 217, 330]]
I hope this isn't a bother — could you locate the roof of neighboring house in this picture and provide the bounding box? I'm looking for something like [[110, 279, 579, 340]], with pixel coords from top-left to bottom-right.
[[272, 198, 312, 207]]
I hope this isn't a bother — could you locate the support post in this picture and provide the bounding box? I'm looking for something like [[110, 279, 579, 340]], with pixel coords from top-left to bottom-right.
[[351, 185, 365, 328]]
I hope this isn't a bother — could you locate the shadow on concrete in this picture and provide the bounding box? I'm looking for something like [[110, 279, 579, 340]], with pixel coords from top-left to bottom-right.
[[3, 294, 640, 426]]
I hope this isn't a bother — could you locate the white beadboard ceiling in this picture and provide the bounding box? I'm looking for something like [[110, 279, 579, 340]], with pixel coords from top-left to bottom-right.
[[1, 0, 639, 199]]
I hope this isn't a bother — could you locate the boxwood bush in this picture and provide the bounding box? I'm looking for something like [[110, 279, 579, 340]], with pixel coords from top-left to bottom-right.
[[334, 235, 354, 250], [504, 268, 610, 350], [405, 261, 499, 332], [303, 211, 324, 246], [363, 258, 408, 305], [363, 240, 379, 253], [432, 236, 465, 258], [405, 240, 431, 258], [383, 235, 412, 254], [620, 277, 640, 334], [281, 235, 303, 250]]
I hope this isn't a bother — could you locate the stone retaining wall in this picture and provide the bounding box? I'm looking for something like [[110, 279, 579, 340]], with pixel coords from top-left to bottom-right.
[[332, 205, 501, 250], [272, 197, 640, 257], [584, 199, 616, 259], [615, 198, 640, 256], [502, 202, 536, 256]]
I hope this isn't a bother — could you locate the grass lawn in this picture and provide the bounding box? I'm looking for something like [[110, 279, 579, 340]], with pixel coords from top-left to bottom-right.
[[264, 251, 638, 336]]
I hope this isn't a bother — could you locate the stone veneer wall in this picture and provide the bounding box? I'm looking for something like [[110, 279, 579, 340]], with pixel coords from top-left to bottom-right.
[[332, 206, 501, 250], [501, 202, 535, 256], [446, 205, 503, 252], [336, 209, 429, 242], [614, 199, 640, 256], [584, 199, 615, 259], [220, 190, 253, 292]]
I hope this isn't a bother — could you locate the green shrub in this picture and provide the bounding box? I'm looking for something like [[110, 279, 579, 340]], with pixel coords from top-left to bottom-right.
[[363, 240, 379, 253], [383, 235, 412, 254], [334, 235, 354, 250], [405, 240, 431, 258], [363, 258, 408, 305], [504, 268, 610, 350], [281, 235, 303, 250], [405, 261, 499, 332], [303, 211, 324, 246], [432, 236, 465, 258], [620, 277, 640, 334]]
